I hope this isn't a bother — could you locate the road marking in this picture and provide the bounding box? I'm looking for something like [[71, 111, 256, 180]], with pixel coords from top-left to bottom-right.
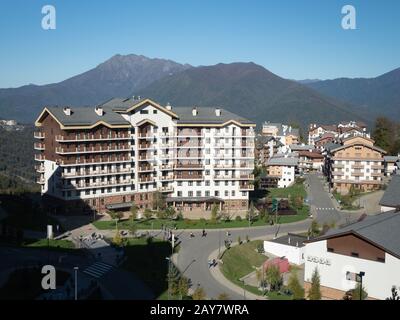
[[83, 262, 113, 278]]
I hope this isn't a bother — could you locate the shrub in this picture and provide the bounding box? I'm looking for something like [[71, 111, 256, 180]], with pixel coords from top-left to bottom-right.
[[235, 215, 242, 222]]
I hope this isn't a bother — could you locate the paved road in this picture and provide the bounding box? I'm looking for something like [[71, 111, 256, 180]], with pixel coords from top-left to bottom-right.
[[305, 173, 341, 224], [176, 173, 351, 300]]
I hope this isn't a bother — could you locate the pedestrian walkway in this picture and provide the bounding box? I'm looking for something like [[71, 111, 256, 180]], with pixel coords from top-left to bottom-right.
[[83, 262, 114, 279]]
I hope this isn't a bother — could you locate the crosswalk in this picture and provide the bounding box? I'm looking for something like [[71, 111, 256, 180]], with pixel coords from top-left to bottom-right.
[[316, 207, 336, 211], [83, 262, 114, 279]]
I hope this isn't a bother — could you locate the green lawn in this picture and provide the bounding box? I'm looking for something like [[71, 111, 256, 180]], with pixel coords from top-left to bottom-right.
[[94, 211, 309, 230], [267, 179, 307, 199], [121, 238, 172, 299], [25, 238, 75, 249], [220, 240, 292, 300]]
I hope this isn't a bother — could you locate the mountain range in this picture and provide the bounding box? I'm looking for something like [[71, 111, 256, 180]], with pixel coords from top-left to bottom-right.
[[0, 53, 398, 129], [304, 68, 400, 120]]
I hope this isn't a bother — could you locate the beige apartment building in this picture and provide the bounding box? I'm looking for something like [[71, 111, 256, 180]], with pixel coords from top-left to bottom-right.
[[324, 136, 386, 194]]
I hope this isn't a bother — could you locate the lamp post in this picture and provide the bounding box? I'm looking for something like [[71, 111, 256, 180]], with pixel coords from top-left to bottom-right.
[[74, 266, 79, 300], [357, 271, 365, 300]]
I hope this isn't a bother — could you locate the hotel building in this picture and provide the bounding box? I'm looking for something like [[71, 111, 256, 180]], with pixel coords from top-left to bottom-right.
[[323, 136, 386, 194], [34, 98, 255, 214]]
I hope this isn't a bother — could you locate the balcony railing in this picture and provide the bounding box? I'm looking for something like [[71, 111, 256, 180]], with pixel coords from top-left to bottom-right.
[[175, 163, 203, 169], [63, 179, 132, 190], [174, 174, 204, 180], [34, 143, 45, 150], [239, 183, 254, 190], [138, 165, 154, 172], [55, 146, 130, 154], [35, 165, 45, 173], [158, 186, 174, 193], [34, 132, 45, 139], [36, 177, 45, 184], [61, 168, 131, 178], [160, 175, 174, 181], [58, 157, 131, 166], [35, 154, 45, 161], [55, 134, 130, 142]]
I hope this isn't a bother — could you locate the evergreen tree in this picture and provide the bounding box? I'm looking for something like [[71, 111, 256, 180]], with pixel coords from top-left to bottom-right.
[[287, 271, 305, 300], [307, 267, 322, 300]]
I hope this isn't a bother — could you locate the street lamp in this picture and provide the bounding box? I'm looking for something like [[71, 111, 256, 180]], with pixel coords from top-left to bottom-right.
[[73, 266, 79, 300], [356, 271, 365, 300], [238, 279, 246, 300]]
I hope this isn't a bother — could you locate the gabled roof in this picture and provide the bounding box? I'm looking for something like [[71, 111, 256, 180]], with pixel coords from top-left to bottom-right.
[[330, 143, 386, 154], [35, 106, 130, 129], [384, 156, 400, 162], [306, 210, 400, 259], [379, 174, 400, 208]]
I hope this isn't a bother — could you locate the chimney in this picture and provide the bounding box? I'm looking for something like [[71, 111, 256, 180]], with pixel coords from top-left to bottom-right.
[[192, 107, 198, 116], [215, 108, 221, 117], [63, 107, 71, 116], [296, 241, 299, 247], [288, 237, 291, 245], [166, 102, 172, 111], [95, 106, 104, 116]]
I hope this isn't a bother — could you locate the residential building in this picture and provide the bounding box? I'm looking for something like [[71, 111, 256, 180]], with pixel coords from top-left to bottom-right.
[[34, 97, 255, 214], [304, 210, 400, 300], [383, 155, 400, 176], [379, 174, 400, 212], [265, 153, 298, 188], [308, 121, 369, 146], [323, 136, 386, 194], [255, 135, 284, 166], [263, 233, 307, 265], [297, 150, 324, 173], [261, 122, 300, 149]]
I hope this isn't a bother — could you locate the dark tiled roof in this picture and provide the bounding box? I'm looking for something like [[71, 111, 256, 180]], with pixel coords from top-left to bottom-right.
[[384, 156, 400, 162], [379, 175, 400, 208], [172, 107, 253, 125], [267, 233, 308, 248], [310, 210, 400, 258], [47, 106, 130, 127], [100, 97, 146, 111]]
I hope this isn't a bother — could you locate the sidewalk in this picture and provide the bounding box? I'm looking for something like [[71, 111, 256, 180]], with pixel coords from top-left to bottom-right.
[[208, 231, 308, 300]]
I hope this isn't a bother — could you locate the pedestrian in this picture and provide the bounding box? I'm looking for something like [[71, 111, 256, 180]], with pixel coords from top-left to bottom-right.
[[202, 229, 206, 237]]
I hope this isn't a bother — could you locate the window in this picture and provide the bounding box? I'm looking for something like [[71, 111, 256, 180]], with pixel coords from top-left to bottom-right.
[[177, 191, 182, 197], [205, 191, 210, 197], [188, 191, 193, 197], [153, 110, 158, 114], [327, 247, 334, 253], [196, 191, 201, 197], [178, 181, 182, 186], [225, 191, 229, 196], [140, 110, 149, 114], [188, 181, 193, 186], [196, 181, 201, 186], [205, 180, 210, 186], [377, 257, 385, 263], [351, 252, 359, 258], [215, 191, 219, 196]]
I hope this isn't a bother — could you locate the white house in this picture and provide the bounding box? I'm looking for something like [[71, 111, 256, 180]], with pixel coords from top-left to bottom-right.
[[264, 233, 307, 265], [304, 210, 400, 300]]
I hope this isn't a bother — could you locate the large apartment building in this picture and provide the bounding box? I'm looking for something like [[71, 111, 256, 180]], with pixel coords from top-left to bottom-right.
[[324, 136, 386, 194], [34, 98, 255, 214]]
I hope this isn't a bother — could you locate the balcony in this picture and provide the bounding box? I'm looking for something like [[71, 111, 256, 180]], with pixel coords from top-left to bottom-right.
[[36, 177, 45, 184], [352, 164, 364, 169], [55, 145, 130, 155], [158, 186, 174, 193], [332, 163, 344, 169], [34, 132, 45, 139], [160, 175, 174, 181], [333, 171, 344, 176], [175, 174, 204, 180], [139, 177, 156, 183], [64, 179, 132, 190], [138, 165, 154, 172], [352, 171, 364, 177], [175, 163, 203, 170], [35, 164, 45, 173], [55, 134, 130, 142], [371, 165, 384, 170], [138, 143, 155, 150], [160, 164, 174, 170], [239, 183, 254, 191], [34, 142, 45, 151], [58, 157, 131, 166], [35, 154, 45, 161], [176, 130, 203, 138], [61, 168, 131, 178], [138, 132, 154, 139], [160, 142, 175, 148]]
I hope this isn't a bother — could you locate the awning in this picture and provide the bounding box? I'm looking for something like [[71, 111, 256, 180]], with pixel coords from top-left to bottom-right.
[[165, 196, 224, 203], [106, 201, 134, 210]]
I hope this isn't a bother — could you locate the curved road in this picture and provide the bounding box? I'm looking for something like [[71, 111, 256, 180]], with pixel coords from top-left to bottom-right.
[[176, 173, 347, 300]]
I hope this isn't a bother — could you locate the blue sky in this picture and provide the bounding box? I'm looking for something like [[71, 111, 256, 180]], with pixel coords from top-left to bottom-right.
[[0, 0, 399, 88]]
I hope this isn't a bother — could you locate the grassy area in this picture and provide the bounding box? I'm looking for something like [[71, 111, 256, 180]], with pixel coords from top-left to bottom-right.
[[0, 268, 70, 300], [267, 179, 307, 199], [221, 240, 267, 282], [220, 240, 292, 300], [94, 211, 309, 230], [121, 238, 172, 299], [333, 191, 361, 210], [25, 239, 75, 249]]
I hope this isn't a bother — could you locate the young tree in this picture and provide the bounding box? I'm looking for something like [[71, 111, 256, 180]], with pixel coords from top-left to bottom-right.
[[246, 201, 256, 223], [152, 191, 166, 211], [211, 203, 219, 223], [192, 286, 206, 300], [130, 204, 138, 221], [265, 265, 282, 292], [287, 271, 305, 300], [308, 220, 320, 238], [167, 263, 180, 299], [108, 210, 123, 229], [143, 208, 153, 220], [177, 276, 190, 299], [351, 283, 368, 300], [216, 293, 230, 300], [372, 117, 394, 151], [307, 267, 322, 300], [164, 206, 176, 220], [112, 231, 123, 247]]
